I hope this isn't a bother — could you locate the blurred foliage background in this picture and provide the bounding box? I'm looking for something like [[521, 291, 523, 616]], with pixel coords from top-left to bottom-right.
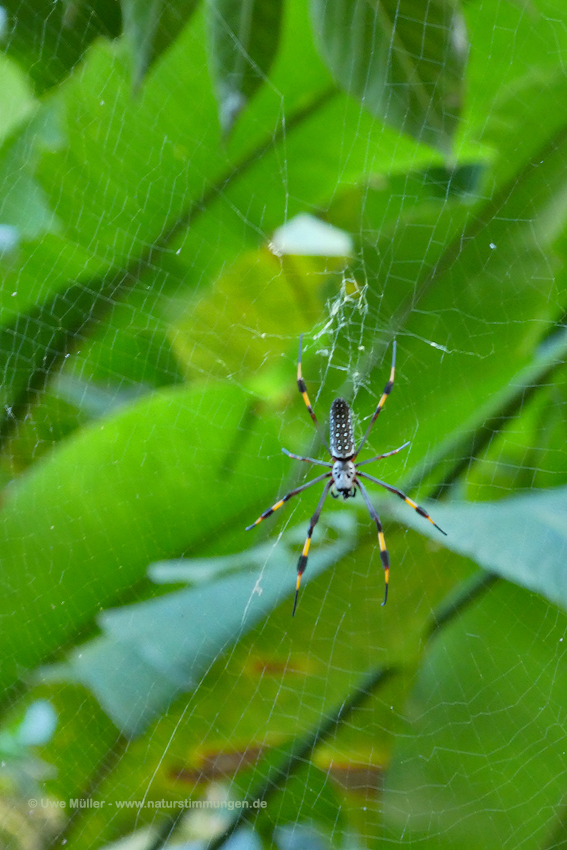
[[1, 0, 567, 848]]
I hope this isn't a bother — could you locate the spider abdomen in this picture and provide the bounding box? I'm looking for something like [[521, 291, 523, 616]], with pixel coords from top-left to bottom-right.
[[330, 397, 355, 459]]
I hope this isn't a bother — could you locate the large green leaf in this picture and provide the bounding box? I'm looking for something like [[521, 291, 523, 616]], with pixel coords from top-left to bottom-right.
[[310, 0, 467, 151], [0, 382, 282, 693], [393, 486, 567, 610], [49, 514, 356, 736], [208, 0, 285, 134], [121, 0, 201, 88], [0, 55, 36, 144], [0, 0, 122, 92], [384, 583, 567, 849]]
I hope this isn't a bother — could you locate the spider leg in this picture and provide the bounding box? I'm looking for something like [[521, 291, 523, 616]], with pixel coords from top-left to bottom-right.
[[245, 471, 332, 531], [355, 440, 410, 468], [354, 340, 396, 459], [357, 480, 390, 605], [293, 478, 333, 616], [297, 335, 332, 453], [357, 471, 447, 535], [282, 448, 332, 467]]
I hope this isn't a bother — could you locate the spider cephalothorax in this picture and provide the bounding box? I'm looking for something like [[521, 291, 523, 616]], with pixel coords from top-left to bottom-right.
[[331, 459, 357, 499], [246, 336, 446, 615]]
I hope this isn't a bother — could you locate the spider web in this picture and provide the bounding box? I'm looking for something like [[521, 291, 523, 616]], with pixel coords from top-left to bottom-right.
[[1, 2, 567, 850]]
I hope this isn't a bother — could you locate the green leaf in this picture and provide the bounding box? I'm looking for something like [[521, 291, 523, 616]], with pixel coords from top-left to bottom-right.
[[385, 583, 567, 849], [50, 514, 356, 736], [1, 0, 122, 92], [0, 382, 282, 694], [121, 0, 201, 88], [310, 0, 468, 151], [208, 0, 285, 134], [0, 277, 133, 449], [391, 486, 567, 611], [0, 55, 36, 144]]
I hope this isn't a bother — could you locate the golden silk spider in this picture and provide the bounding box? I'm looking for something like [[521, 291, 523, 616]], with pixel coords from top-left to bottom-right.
[[246, 336, 446, 614]]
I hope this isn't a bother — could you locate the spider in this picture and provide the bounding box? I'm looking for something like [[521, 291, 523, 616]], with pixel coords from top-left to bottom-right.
[[246, 335, 447, 615]]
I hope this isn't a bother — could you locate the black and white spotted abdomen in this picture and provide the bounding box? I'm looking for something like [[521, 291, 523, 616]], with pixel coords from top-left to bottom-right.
[[329, 398, 355, 459]]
